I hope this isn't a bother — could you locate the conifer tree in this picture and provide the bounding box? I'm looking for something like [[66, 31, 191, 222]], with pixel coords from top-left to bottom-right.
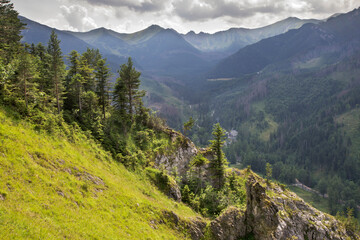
[[79, 54, 94, 92], [183, 117, 195, 136], [0, 0, 25, 98], [113, 57, 144, 124], [209, 123, 228, 189], [95, 58, 111, 119], [0, 0, 25, 63], [82, 48, 101, 69], [47, 30, 65, 114], [17, 50, 38, 109], [64, 50, 80, 111]]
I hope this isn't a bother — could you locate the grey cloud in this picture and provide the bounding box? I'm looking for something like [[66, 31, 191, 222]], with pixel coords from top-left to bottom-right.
[[306, 0, 353, 13], [172, 0, 285, 22], [83, 0, 166, 13]]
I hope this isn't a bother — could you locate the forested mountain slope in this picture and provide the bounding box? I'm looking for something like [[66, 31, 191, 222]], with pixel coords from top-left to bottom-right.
[[210, 7, 360, 78]]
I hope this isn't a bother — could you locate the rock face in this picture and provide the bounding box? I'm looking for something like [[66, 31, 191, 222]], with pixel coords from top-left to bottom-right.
[[154, 132, 358, 240], [208, 174, 358, 240], [245, 175, 357, 240], [210, 207, 246, 240], [155, 129, 198, 177]]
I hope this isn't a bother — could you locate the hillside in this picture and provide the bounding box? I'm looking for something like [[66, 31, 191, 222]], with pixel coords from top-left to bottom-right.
[[0, 106, 358, 239], [3, 1, 360, 238], [0, 107, 204, 239], [192, 40, 360, 221], [210, 8, 360, 78]]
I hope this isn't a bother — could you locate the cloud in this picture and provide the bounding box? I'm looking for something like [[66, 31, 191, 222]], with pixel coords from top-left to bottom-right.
[[172, 0, 286, 22], [60, 5, 97, 31], [171, 0, 358, 22], [81, 0, 166, 13]]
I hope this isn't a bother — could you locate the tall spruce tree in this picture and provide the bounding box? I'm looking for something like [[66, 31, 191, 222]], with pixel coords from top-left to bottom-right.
[[0, 0, 25, 99], [82, 48, 101, 69], [47, 30, 64, 114], [209, 123, 228, 189], [95, 58, 111, 120], [113, 57, 144, 125], [64, 50, 80, 112], [79, 54, 94, 92], [0, 0, 25, 63], [17, 49, 38, 109]]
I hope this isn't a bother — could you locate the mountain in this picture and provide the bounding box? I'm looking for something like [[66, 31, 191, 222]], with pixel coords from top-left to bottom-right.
[[183, 17, 321, 56], [209, 8, 360, 78], [185, 7, 360, 221], [68, 25, 213, 78], [20, 16, 128, 72], [20, 16, 93, 55]]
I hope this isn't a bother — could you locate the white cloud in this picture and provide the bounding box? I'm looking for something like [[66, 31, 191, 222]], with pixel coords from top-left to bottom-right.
[[60, 5, 97, 32], [12, 0, 360, 34]]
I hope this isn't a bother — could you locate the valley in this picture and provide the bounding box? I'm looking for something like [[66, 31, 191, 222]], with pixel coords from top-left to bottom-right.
[[1, 0, 360, 238], [18, 4, 360, 222]]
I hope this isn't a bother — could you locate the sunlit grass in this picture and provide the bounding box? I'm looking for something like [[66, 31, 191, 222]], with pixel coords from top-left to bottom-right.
[[0, 108, 201, 239]]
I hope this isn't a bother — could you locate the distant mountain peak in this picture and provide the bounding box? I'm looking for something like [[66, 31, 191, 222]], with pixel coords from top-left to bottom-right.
[[145, 24, 164, 31]]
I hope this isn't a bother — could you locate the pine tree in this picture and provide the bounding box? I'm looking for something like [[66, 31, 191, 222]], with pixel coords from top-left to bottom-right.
[[113, 57, 144, 125], [0, 0, 25, 98], [64, 50, 81, 112], [17, 49, 38, 109], [209, 123, 228, 189], [0, 0, 25, 63], [82, 48, 101, 69], [95, 58, 111, 120], [183, 117, 195, 136], [79, 54, 94, 92], [47, 30, 65, 114], [266, 162, 272, 182]]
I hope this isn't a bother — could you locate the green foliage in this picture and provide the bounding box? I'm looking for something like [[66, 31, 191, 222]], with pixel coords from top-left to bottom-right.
[[266, 162, 272, 181], [183, 116, 195, 136], [209, 123, 228, 189], [95, 58, 112, 120], [0, 0, 25, 63], [47, 30, 66, 114], [113, 57, 146, 128], [0, 107, 200, 239], [336, 208, 360, 234], [145, 167, 179, 199]]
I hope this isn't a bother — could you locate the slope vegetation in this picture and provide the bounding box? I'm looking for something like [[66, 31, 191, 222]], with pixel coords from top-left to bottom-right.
[[0, 107, 201, 239]]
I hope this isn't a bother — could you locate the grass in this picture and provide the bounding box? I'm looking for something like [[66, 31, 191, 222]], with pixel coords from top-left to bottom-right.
[[335, 107, 360, 159], [0, 107, 202, 239], [241, 101, 278, 142], [288, 186, 330, 214]]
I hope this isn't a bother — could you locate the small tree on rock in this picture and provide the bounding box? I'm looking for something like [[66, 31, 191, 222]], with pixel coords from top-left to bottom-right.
[[209, 123, 228, 189]]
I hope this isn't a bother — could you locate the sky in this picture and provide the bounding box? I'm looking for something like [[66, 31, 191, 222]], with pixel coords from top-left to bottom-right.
[[12, 0, 360, 34]]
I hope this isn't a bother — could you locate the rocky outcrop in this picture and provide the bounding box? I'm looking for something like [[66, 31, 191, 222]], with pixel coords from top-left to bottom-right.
[[210, 207, 246, 240], [245, 175, 357, 240], [155, 129, 199, 177], [155, 131, 358, 240], [206, 173, 358, 240], [161, 210, 207, 240]]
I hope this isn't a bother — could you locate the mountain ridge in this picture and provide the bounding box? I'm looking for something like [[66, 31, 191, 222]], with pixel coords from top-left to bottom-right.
[[209, 7, 360, 78], [182, 17, 322, 55]]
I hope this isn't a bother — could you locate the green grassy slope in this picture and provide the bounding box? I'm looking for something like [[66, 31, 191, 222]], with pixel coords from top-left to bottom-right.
[[0, 108, 201, 239], [335, 108, 360, 159]]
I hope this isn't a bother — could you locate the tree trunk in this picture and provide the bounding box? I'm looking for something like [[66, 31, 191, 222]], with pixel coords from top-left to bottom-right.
[[23, 72, 28, 109]]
